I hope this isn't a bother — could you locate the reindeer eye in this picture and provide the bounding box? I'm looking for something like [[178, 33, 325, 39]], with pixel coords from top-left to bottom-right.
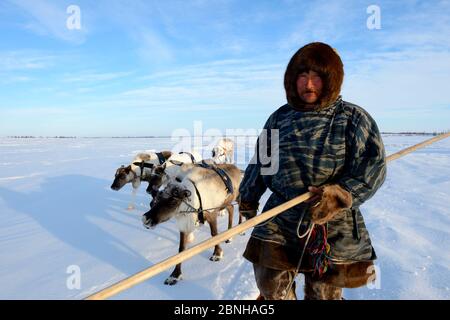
[[171, 189, 180, 197]]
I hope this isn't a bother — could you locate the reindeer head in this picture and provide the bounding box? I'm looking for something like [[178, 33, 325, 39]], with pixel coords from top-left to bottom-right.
[[111, 165, 135, 190], [145, 163, 168, 194], [212, 139, 233, 164], [142, 182, 191, 229]]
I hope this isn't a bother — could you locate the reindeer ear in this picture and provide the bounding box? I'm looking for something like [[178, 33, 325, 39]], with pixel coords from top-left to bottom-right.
[[125, 165, 132, 172], [161, 151, 172, 160], [183, 190, 191, 198]]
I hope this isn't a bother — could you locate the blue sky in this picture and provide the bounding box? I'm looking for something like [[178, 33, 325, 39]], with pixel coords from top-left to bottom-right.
[[0, 0, 449, 136]]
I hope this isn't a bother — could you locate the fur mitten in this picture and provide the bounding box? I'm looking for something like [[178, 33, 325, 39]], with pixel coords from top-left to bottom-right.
[[308, 184, 352, 225], [239, 201, 258, 220]]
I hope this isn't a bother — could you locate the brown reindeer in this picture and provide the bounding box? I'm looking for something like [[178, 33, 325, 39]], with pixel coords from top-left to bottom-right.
[[110, 151, 172, 210]]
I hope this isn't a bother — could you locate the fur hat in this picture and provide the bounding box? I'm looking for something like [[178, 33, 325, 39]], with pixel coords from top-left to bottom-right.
[[284, 42, 344, 110]]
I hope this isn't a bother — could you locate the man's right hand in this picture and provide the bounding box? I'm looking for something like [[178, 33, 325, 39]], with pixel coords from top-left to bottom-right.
[[239, 201, 258, 220]]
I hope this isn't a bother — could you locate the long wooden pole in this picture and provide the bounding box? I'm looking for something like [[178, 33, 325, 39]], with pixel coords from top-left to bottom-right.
[[385, 132, 450, 162], [85, 131, 450, 300]]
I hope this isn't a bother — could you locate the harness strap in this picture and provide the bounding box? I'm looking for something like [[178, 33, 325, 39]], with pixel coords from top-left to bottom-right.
[[196, 160, 234, 195], [155, 152, 166, 165], [132, 161, 155, 179], [179, 152, 196, 163], [187, 178, 205, 224]]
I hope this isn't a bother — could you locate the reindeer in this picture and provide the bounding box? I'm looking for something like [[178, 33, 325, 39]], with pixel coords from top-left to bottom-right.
[[212, 138, 234, 164], [144, 151, 202, 198], [110, 151, 172, 210], [142, 163, 242, 285]]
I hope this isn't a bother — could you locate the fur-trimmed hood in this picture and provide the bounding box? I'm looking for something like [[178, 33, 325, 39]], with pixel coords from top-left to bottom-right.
[[284, 42, 344, 111]]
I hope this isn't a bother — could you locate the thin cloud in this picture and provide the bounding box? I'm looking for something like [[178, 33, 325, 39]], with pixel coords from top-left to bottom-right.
[[97, 1, 175, 63], [62, 71, 133, 83], [0, 106, 77, 117], [0, 50, 55, 71], [133, 28, 174, 63], [343, 49, 450, 128], [0, 75, 33, 84], [279, 1, 358, 51], [114, 59, 285, 111]]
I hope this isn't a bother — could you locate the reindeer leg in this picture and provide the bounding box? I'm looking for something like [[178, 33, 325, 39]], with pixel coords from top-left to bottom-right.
[[149, 188, 158, 208], [225, 205, 234, 243], [127, 187, 137, 210], [146, 183, 152, 195], [165, 232, 187, 285], [208, 213, 223, 261]]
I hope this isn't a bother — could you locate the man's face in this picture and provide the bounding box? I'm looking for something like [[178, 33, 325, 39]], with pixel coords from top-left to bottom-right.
[[296, 70, 323, 104]]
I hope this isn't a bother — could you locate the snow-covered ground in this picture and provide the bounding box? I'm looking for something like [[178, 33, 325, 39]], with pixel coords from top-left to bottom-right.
[[0, 134, 449, 300]]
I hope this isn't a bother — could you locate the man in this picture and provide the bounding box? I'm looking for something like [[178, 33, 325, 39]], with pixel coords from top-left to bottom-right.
[[239, 42, 386, 300]]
